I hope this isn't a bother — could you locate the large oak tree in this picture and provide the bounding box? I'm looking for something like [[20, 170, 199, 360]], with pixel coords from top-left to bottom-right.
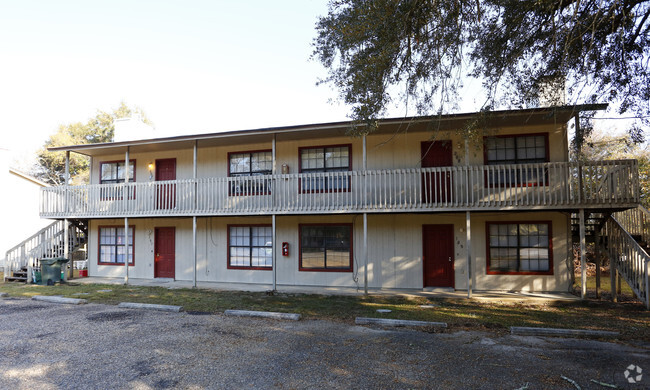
[[313, 0, 650, 146], [35, 102, 151, 185]]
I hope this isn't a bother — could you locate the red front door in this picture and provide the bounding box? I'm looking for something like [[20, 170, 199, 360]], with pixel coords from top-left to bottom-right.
[[421, 141, 453, 204], [155, 227, 175, 278], [155, 158, 176, 209], [422, 224, 455, 288]]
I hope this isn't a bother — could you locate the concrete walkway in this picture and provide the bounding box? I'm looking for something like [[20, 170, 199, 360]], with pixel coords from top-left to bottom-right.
[[71, 276, 579, 303]]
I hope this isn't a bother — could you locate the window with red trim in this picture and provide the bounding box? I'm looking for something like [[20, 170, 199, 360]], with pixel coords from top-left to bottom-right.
[[486, 222, 552, 274], [299, 224, 352, 271], [98, 226, 134, 265], [228, 151, 272, 195], [299, 145, 350, 192], [228, 225, 272, 269], [484, 135, 548, 186]]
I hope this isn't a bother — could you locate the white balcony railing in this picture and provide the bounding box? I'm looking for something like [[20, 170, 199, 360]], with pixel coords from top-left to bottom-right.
[[40, 160, 639, 218]]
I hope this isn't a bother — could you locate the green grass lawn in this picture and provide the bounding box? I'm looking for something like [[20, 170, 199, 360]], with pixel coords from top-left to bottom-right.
[[1, 273, 648, 342]]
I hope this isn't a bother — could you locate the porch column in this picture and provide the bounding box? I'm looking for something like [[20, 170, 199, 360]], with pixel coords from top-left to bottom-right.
[[610, 250, 617, 303], [579, 209, 586, 299], [594, 226, 601, 299], [63, 218, 69, 282], [363, 213, 368, 295], [63, 150, 70, 281], [124, 147, 130, 285], [272, 215, 277, 291], [466, 211, 472, 298], [272, 134, 277, 291], [192, 216, 197, 288], [124, 217, 129, 284], [363, 134, 368, 294], [193, 141, 198, 288]]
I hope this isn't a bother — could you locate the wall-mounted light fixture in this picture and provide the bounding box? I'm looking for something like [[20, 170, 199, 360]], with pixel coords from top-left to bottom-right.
[[148, 162, 155, 180]]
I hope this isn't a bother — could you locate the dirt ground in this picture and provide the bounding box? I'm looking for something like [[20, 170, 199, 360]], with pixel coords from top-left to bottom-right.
[[0, 297, 648, 389]]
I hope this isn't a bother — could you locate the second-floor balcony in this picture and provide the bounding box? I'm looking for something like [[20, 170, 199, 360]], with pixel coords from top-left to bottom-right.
[[40, 160, 639, 218]]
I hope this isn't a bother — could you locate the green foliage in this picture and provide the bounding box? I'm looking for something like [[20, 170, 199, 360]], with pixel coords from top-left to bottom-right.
[[35, 102, 150, 185], [313, 0, 650, 138]]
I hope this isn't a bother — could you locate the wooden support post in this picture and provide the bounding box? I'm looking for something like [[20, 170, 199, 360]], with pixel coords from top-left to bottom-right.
[[124, 147, 130, 285], [363, 212, 368, 295], [124, 217, 129, 285], [272, 134, 277, 292], [363, 134, 368, 295], [611, 259, 617, 303], [579, 209, 587, 299], [466, 211, 472, 298], [595, 228, 601, 299], [192, 216, 197, 288], [617, 273, 622, 295], [63, 218, 69, 282], [272, 214, 277, 291], [192, 141, 197, 288]]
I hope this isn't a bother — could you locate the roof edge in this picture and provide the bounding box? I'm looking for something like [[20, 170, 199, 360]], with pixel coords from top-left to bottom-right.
[[48, 104, 608, 153]]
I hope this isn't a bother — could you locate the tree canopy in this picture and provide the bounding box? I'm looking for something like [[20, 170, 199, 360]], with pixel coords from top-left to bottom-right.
[[35, 102, 151, 185], [313, 0, 650, 140]]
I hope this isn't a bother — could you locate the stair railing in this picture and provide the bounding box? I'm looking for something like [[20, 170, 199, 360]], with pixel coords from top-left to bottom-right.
[[613, 205, 650, 246], [4, 221, 86, 281], [605, 216, 650, 309]]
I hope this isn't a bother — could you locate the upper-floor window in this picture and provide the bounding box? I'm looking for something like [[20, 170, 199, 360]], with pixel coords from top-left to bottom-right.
[[484, 134, 548, 186], [228, 151, 272, 195], [100, 160, 135, 184], [100, 160, 135, 200], [299, 145, 351, 192]]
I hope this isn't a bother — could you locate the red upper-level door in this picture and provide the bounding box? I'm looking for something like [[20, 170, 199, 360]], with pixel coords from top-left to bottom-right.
[[421, 141, 453, 204], [155, 158, 176, 209]]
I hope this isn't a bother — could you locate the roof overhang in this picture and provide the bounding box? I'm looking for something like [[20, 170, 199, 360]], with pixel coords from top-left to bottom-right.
[[48, 104, 607, 157]]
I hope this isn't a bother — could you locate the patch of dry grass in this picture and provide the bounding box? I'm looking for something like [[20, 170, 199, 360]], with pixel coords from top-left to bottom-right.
[[1, 277, 647, 341]]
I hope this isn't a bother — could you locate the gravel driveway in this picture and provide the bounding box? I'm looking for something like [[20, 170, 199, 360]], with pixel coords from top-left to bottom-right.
[[0, 297, 647, 389]]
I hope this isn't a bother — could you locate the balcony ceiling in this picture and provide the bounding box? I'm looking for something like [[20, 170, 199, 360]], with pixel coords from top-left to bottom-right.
[[49, 104, 606, 157]]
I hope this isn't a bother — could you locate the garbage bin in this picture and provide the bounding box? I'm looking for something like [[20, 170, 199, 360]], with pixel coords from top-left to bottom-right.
[[40, 257, 69, 286]]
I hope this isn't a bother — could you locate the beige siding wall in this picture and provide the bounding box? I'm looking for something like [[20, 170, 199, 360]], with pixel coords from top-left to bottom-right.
[[91, 123, 567, 183], [87, 211, 570, 292]]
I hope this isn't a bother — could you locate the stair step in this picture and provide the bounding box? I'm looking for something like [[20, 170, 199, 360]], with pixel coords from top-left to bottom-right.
[[5, 276, 27, 282]]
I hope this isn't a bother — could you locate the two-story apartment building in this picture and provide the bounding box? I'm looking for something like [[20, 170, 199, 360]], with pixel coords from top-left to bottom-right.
[[35, 105, 641, 295]]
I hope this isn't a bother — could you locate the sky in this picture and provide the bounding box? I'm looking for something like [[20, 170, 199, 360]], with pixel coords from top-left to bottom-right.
[[0, 0, 633, 170], [0, 0, 364, 168]]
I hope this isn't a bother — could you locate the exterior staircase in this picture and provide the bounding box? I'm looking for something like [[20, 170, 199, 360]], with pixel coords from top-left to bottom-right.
[[572, 207, 650, 309], [4, 220, 87, 283]]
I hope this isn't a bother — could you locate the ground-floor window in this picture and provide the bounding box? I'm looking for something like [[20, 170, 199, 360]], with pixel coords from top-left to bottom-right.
[[228, 225, 272, 269], [299, 224, 352, 271], [486, 222, 552, 274], [98, 226, 134, 265]]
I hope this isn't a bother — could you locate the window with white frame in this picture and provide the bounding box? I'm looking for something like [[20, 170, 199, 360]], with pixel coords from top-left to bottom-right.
[[99, 226, 134, 265], [228, 151, 272, 195], [228, 225, 272, 269], [299, 145, 351, 192], [487, 222, 551, 274]]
